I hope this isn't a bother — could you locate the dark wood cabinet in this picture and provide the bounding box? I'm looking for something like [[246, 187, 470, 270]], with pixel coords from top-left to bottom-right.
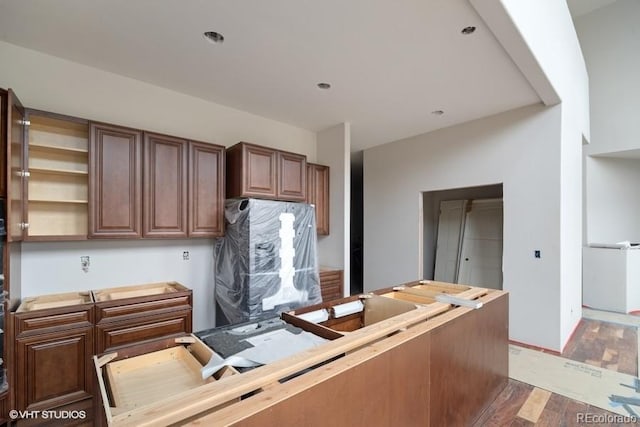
[[143, 133, 188, 238], [227, 142, 277, 199], [319, 268, 343, 302], [89, 123, 142, 238], [15, 326, 94, 411], [277, 151, 306, 201], [189, 141, 225, 237], [306, 163, 330, 235], [14, 295, 95, 417], [93, 282, 192, 354], [227, 142, 307, 201], [91, 126, 224, 240]]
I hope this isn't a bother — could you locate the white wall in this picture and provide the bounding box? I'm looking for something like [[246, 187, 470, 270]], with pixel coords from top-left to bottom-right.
[[21, 240, 215, 330], [497, 0, 587, 349], [316, 123, 351, 296], [585, 157, 640, 243], [364, 104, 564, 350], [0, 41, 316, 159], [575, 0, 640, 157], [574, 0, 640, 247], [0, 41, 317, 330]]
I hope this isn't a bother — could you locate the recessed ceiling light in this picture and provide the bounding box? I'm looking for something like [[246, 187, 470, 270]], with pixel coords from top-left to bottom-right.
[[317, 82, 331, 90], [461, 26, 476, 35], [431, 110, 444, 116], [203, 31, 225, 44]]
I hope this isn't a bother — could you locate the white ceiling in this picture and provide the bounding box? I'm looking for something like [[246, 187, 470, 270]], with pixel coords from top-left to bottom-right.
[[0, 0, 541, 151]]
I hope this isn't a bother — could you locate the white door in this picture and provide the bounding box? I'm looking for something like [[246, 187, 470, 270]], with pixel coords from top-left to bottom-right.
[[434, 200, 466, 283], [457, 199, 503, 289]]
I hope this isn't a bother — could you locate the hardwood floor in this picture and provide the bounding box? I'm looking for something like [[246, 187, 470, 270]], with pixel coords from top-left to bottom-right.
[[474, 317, 640, 426], [563, 319, 637, 376]]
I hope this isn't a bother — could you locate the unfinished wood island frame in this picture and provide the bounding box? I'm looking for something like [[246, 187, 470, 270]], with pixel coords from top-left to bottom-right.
[[95, 281, 508, 426]]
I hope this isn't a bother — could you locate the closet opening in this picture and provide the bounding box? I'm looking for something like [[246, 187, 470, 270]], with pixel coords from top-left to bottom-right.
[[422, 184, 504, 290]]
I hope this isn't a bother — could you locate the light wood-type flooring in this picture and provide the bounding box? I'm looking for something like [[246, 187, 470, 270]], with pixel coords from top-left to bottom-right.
[[474, 318, 640, 426]]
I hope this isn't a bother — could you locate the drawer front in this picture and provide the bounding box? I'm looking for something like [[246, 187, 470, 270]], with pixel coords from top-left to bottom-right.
[[95, 295, 192, 323], [96, 310, 192, 354], [15, 309, 94, 337]]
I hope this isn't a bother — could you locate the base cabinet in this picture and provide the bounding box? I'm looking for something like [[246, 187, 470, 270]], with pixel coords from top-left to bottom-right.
[[13, 295, 95, 426], [319, 268, 343, 301], [15, 326, 94, 412], [92, 282, 192, 354], [12, 282, 192, 426]]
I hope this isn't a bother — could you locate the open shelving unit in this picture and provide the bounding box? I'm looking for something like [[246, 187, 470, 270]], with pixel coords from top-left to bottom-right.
[[27, 113, 89, 239]]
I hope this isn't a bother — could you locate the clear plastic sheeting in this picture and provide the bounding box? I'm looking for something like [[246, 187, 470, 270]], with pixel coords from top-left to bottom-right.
[[214, 199, 322, 325]]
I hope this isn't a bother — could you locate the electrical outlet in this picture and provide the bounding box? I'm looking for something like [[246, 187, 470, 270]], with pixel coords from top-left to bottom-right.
[[80, 256, 90, 273], [182, 251, 190, 261]]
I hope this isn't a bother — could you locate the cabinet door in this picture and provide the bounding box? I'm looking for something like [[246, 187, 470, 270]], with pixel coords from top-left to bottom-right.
[[6, 89, 26, 242], [241, 144, 277, 198], [89, 123, 142, 238], [189, 141, 224, 237], [15, 326, 94, 411], [0, 89, 6, 197], [307, 163, 330, 235], [277, 151, 306, 201], [143, 133, 187, 238]]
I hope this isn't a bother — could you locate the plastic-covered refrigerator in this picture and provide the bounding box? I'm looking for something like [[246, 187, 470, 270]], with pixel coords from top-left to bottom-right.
[[214, 199, 322, 326]]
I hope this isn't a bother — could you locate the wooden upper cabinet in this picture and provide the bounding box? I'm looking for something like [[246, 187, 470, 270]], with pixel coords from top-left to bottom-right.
[[6, 89, 27, 242], [143, 133, 188, 238], [277, 151, 306, 201], [226, 142, 306, 202], [306, 163, 330, 235], [189, 141, 225, 237], [89, 123, 142, 238], [227, 142, 277, 199]]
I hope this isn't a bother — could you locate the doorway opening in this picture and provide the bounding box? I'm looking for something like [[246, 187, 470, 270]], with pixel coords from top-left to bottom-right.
[[422, 184, 504, 290]]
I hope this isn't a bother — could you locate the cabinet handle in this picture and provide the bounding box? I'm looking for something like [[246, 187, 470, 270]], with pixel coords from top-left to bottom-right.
[[19, 223, 30, 230], [15, 170, 31, 178]]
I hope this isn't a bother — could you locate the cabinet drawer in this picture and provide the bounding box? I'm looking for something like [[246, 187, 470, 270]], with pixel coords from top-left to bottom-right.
[[95, 294, 191, 323], [96, 310, 192, 354], [15, 308, 94, 337]]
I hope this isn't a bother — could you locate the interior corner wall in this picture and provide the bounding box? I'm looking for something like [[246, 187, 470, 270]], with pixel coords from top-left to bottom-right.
[[363, 104, 563, 350], [496, 0, 588, 351], [574, 0, 640, 156], [575, 0, 640, 246], [316, 123, 351, 296], [0, 41, 318, 331]]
